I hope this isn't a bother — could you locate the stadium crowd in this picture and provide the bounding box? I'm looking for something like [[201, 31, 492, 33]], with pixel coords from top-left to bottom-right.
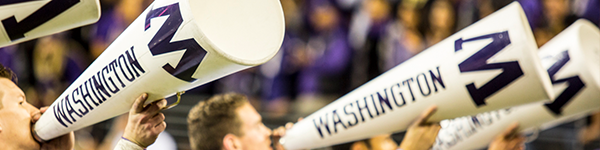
[[0, 0, 598, 149]]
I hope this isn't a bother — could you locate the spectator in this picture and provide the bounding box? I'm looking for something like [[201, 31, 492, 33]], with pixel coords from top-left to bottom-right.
[[260, 0, 308, 118], [423, 0, 456, 47], [378, 0, 426, 72], [0, 63, 166, 150], [533, 0, 578, 46], [348, 0, 393, 88], [30, 34, 86, 107], [303, 0, 353, 112], [187, 93, 291, 150], [89, 0, 146, 59]]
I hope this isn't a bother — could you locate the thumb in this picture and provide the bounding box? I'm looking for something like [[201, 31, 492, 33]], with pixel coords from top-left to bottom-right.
[[501, 122, 520, 140], [413, 105, 437, 127], [40, 107, 48, 113]]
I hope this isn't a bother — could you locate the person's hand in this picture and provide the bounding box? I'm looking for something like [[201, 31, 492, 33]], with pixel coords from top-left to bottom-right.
[[272, 118, 302, 150], [122, 93, 167, 148], [32, 107, 75, 150], [488, 122, 525, 150], [399, 105, 441, 150], [579, 111, 600, 144]]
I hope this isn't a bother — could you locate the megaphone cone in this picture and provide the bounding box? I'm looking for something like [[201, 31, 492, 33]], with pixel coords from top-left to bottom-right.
[[33, 0, 284, 141], [0, 0, 100, 47], [434, 19, 600, 150], [281, 2, 554, 149]]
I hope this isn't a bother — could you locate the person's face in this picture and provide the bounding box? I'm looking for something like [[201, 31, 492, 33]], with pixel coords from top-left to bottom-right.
[[0, 78, 40, 149], [399, 6, 419, 29], [34, 36, 66, 83], [429, 0, 454, 31], [366, 0, 390, 23], [543, 0, 568, 23], [310, 5, 337, 32], [236, 103, 272, 150]]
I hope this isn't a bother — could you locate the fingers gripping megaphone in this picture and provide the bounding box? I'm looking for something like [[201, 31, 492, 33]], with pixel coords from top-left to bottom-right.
[[33, 0, 284, 141], [0, 0, 100, 47], [281, 2, 554, 149], [433, 19, 600, 150]]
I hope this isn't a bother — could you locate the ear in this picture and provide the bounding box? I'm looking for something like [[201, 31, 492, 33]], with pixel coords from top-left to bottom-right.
[[223, 134, 242, 150]]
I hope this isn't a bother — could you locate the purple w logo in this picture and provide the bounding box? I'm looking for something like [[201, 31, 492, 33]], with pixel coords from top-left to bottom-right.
[[145, 3, 206, 82], [543, 51, 584, 115], [455, 31, 524, 107]]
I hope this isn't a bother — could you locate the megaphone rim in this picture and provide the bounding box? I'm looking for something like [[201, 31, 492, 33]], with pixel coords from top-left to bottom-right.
[[573, 19, 600, 90], [188, 0, 286, 66]]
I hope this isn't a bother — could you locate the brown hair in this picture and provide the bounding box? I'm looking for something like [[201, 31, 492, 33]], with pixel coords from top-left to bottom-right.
[[187, 93, 249, 150], [0, 63, 16, 84], [0, 63, 17, 109]]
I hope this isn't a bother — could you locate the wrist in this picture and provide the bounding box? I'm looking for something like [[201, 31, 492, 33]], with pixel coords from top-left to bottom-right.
[[117, 137, 146, 150], [122, 136, 146, 148]]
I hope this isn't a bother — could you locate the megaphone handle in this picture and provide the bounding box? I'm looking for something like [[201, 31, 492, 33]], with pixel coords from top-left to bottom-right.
[[166, 91, 185, 109], [524, 127, 539, 143]]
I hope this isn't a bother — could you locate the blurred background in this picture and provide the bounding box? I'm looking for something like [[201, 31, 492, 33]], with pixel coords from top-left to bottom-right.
[[0, 0, 599, 149]]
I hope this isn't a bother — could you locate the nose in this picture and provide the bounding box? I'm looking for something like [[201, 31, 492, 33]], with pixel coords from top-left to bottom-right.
[[25, 102, 40, 116], [263, 124, 272, 135], [268, 128, 273, 135]]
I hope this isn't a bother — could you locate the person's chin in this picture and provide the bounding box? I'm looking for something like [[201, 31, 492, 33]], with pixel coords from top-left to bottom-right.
[[28, 123, 42, 148]]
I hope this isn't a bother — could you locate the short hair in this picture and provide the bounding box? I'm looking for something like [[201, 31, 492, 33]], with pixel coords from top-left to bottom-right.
[[187, 93, 249, 150], [0, 63, 17, 84], [0, 63, 17, 109]]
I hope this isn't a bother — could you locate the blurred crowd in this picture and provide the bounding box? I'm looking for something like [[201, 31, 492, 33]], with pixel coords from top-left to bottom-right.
[[0, 0, 599, 149]]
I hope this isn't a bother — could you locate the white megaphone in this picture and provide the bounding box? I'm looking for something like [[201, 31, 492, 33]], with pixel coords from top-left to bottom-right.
[[0, 0, 100, 47], [281, 2, 554, 149], [433, 19, 600, 150], [33, 0, 284, 141]]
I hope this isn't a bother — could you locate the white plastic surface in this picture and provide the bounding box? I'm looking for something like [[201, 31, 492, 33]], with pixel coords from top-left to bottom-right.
[[433, 19, 600, 150], [0, 0, 100, 47], [33, 0, 284, 140], [281, 2, 553, 149]]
